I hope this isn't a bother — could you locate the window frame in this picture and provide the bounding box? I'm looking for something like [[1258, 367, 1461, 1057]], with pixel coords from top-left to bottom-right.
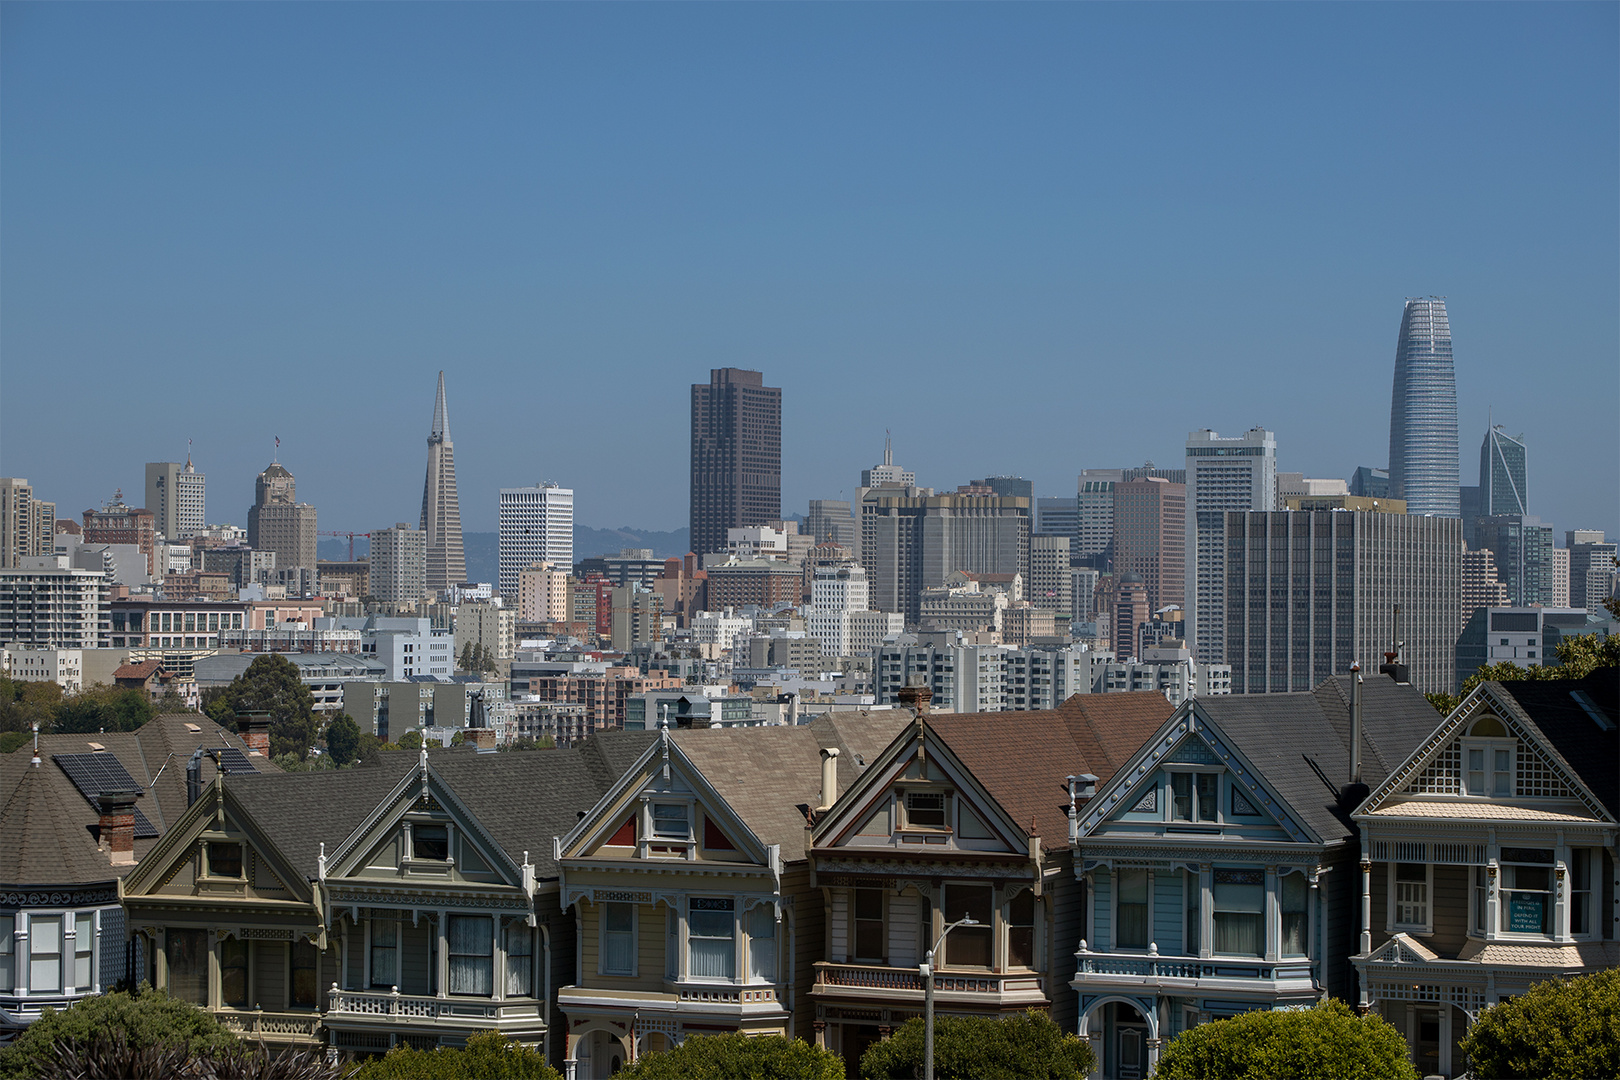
[[1114, 867, 1151, 951], [1497, 848, 1555, 938], [0, 915, 13, 993], [219, 935, 249, 1007], [901, 790, 950, 832], [941, 882, 993, 969], [1166, 769, 1222, 825], [1388, 862, 1433, 935], [746, 904, 777, 984], [368, 917, 399, 990], [686, 897, 737, 982], [290, 939, 319, 1008], [1006, 888, 1036, 970], [1279, 871, 1309, 958], [600, 902, 637, 977], [851, 888, 887, 963], [1570, 848, 1594, 939], [28, 916, 62, 995], [447, 914, 494, 997], [1461, 737, 1516, 798], [205, 842, 244, 880], [505, 922, 534, 997], [1211, 868, 1265, 958]]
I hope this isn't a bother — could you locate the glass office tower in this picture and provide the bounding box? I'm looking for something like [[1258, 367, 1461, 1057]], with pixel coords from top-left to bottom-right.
[[1387, 297, 1460, 517]]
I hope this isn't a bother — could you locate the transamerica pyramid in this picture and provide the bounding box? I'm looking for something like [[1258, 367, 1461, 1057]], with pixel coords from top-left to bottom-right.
[[420, 371, 466, 594]]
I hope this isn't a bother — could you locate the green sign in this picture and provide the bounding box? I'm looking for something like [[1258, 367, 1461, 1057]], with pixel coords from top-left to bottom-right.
[[1507, 894, 1544, 933]]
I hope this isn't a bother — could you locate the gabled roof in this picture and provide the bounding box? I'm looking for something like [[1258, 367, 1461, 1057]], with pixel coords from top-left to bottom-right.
[[926, 693, 1177, 840], [113, 660, 166, 682], [0, 714, 279, 886], [1491, 671, 1618, 818]]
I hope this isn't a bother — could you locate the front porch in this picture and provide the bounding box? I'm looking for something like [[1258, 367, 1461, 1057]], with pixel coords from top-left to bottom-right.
[[559, 983, 791, 1080], [810, 960, 1049, 1011], [1072, 945, 1318, 1002]]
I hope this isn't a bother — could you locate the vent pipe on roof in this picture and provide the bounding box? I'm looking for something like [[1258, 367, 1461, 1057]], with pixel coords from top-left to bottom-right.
[[186, 748, 204, 807], [1349, 663, 1363, 786]]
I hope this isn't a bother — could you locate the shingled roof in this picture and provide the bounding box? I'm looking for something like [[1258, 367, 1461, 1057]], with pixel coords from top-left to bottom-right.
[[927, 692, 1178, 841], [1489, 669, 1618, 818]]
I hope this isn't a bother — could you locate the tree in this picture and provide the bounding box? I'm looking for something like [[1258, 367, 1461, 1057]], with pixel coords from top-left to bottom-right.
[[0, 732, 30, 754], [0, 677, 62, 734], [458, 642, 475, 671], [1151, 1000, 1417, 1080], [0, 987, 239, 1079], [214, 654, 319, 759], [349, 1030, 560, 1080], [153, 689, 192, 714], [617, 1032, 843, 1080], [503, 736, 555, 752], [860, 1011, 1094, 1080], [325, 711, 361, 766], [53, 685, 155, 734], [1460, 968, 1620, 1079], [1426, 635, 1620, 713], [397, 729, 423, 750]]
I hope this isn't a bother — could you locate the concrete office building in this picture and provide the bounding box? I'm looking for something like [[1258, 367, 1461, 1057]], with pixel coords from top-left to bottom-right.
[[860, 434, 914, 488], [1070, 566, 1101, 623], [145, 459, 205, 541], [1462, 547, 1511, 617], [453, 600, 516, 665], [1472, 515, 1556, 608], [969, 476, 1034, 499], [246, 462, 317, 576], [0, 479, 55, 570], [1348, 466, 1391, 499], [498, 483, 574, 596], [370, 523, 427, 604], [1567, 531, 1618, 613], [1113, 574, 1150, 663], [82, 495, 157, 578], [807, 562, 870, 659], [517, 562, 569, 623], [1478, 425, 1528, 518], [420, 372, 467, 594], [1034, 497, 1078, 544], [1113, 476, 1185, 615], [1455, 606, 1598, 689], [805, 500, 858, 553], [1387, 296, 1461, 517], [859, 490, 1030, 624], [0, 555, 109, 649], [1545, 548, 1570, 608], [690, 368, 781, 558], [1076, 470, 1122, 560], [1028, 535, 1072, 613], [1184, 427, 1276, 664], [1222, 510, 1462, 695]]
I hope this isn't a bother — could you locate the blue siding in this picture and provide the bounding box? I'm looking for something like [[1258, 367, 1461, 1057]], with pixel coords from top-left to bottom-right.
[[1153, 873, 1184, 954], [1092, 869, 1111, 950]]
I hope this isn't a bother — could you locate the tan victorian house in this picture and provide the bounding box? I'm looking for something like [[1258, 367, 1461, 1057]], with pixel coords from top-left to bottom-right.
[[554, 714, 907, 1080], [806, 692, 1176, 1071], [1352, 671, 1618, 1078]]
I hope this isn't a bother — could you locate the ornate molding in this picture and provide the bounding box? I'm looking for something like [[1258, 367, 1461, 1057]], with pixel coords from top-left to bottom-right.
[[0, 888, 118, 907]]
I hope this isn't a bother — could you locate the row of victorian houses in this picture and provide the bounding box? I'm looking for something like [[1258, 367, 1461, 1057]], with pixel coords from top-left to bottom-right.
[[0, 667, 1614, 1079]]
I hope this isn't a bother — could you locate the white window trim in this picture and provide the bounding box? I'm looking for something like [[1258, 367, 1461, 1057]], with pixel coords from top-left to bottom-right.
[[1461, 737, 1516, 799], [1568, 848, 1597, 941], [1387, 861, 1435, 935], [1108, 865, 1155, 953], [683, 895, 740, 984], [599, 901, 638, 977], [1163, 768, 1223, 825], [640, 797, 697, 860]]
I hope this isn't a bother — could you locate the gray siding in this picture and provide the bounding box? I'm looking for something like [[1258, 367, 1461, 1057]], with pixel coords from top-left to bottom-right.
[[1324, 842, 1360, 1002], [1431, 866, 1469, 956], [1047, 853, 1082, 1033], [1153, 871, 1183, 955], [1092, 869, 1111, 951], [253, 941, 286, 1010], [401, 919, 433, 995]]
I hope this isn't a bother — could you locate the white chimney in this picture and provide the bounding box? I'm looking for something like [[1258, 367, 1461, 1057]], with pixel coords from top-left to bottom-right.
[[818, 747, 840, 812]]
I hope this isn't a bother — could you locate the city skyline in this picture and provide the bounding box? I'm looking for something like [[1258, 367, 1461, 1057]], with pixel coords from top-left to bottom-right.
[[2, 4, 1615, 540]]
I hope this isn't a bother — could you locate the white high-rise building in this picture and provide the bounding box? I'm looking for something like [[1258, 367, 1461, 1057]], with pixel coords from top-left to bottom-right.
[[1076, 470, 1123, 559], [860, 433, 915, 488], [146, 458, 206, 540], [0, 556, 109, 649], [1028, 535, 1072, 613], [1184, 428, 1276, 663], [499, 484, 574, 596], [807, 562, 870, 658]]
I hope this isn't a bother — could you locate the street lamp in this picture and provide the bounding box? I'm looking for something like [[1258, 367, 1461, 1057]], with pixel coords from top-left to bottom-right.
[[921, 915, 979, 1080]]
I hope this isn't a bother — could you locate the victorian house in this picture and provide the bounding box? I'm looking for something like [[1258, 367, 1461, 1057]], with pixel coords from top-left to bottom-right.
[[805, 690, 1175, 1071], [121, 742, 627, 1063], [1351, 671, 1618, 1078], [554, 713, 907, 1080], [0, 714, 274, 1038], [1067, 672, 1439, 1079]]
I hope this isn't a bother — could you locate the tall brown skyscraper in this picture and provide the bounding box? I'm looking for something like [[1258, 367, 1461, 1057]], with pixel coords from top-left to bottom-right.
[[247, 463, 316, 574], [690, 368, 781, 558], [1112, 476, 1186, 615], [420, 371, 466, 595]]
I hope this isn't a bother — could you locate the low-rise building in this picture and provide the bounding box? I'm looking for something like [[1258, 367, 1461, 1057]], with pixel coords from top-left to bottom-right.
[[1, 646, 85, 694]]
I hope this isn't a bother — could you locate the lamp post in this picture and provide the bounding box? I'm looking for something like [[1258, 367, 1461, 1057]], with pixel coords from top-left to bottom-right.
[[921, 915, 978, 1080]]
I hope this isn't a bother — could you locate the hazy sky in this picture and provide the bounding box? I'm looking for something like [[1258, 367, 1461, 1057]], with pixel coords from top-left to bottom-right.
[[3, 3, 1615, 538]]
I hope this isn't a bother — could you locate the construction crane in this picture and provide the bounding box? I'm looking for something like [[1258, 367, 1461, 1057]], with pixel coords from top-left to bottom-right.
[[318, 531, 372, 561]]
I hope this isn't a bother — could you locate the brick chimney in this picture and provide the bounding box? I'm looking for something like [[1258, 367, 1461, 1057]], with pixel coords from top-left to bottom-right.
[[471, 727, 497, 753], [897, 678, 932, 716], [236, 709, 271, 755], [97, 790, 141, 865]]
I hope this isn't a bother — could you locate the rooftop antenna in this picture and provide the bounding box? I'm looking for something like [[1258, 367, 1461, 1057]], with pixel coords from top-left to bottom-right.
[[884, 430, 892, 467]]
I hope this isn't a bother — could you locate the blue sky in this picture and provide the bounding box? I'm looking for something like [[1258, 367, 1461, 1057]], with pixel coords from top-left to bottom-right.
[[3, 3, 1615, 539]]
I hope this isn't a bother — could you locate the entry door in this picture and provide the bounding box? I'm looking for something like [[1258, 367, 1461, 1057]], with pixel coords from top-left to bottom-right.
[[1116, 1024, 1146, 1080], [585, 1031, 622, 1080]]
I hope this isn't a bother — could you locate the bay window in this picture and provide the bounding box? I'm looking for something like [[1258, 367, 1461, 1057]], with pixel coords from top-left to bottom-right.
[[1500, 849, 1553, 936], [853, 889, 886, 962], [0, 916, 13, 992], [370, 918, 398, 988], [448, 916, 493, 995], [1472, 867, 1489, 936], [220, 937, 248, 1007], [688, 898, 735, 980], [1212, 870, 1264, 957], [1280, 873, 1307, 957], [506, 924, 534, 996], [1008, 889, 1035, 968], [943, 884, 992, 968], [1116, 869, 1149, 950], [602, 903, 635, 975], [30, 917, 61, 994], [73, 914, 93, 992], [747, 906, 777, 983], [166, 928, 207, 1004]]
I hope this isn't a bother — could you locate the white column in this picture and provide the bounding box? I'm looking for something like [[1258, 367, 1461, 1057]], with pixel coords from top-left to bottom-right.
[[1359, 858, 1372, 954], [437, 911, 449, 998]]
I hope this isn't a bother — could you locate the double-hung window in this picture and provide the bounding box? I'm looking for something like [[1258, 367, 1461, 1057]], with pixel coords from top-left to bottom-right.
[[1463, 719, 1514, 797], [1571, 850, 1593, 936], [652, 804, 690, 852], [688, 898, 735, 980], [207, 843, 243, 879], [853, 889, 886, 961], [1393, 864, 1430, 931], [220, 937, 248, 1007], [73, 914, 93, 991], [905, 792, 947, 829], [30, 917, 61, 994], [370, 918, 399, 988], [291, 940, 319, 1007], [0, 916, 13, 992], [412, 825, 449, 862], [1280, 873, 1308, 956], [1499, 849, 1554, 936], [1212, 870, 1264, 957], [943, 884, 993, 968], [1007, 890, 1035, 968], [747, 906, 777, 983], [506, 924, 534, 996], [1115, 869, 1149, 950], [166, 927, 207, 1004], [1170, 773, 1219, 823], [602, 903, 635, 975], [448, 916, 494, 995]]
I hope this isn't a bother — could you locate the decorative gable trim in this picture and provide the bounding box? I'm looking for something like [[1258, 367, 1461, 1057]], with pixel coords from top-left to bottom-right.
[[1075, 703, 1316, 845], [1357, 685, 1613, 822], [119, 783, 314, 907]]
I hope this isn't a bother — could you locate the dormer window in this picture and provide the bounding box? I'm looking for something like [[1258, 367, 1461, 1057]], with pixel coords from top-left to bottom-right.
[[1170, 772, 1218, 823], [412, 825, 449, 861], [652, 803, 690, 840], [207, 842, 243, 879], [904, 791, 947, 829]]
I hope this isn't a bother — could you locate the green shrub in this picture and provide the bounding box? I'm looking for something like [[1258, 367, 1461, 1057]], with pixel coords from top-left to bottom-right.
[[613, 1032, 843, 1080], [860, 1010, 1093, 1080], [0, 987, 239, 1079], [1151, 1000, 1417, 1080], [349, 1030, 559, 1080], [1461, 968, 1620, 1079]]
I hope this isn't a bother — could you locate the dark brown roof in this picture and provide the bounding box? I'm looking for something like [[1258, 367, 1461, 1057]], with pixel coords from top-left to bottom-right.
[[927, 693, 1177, 840], [113, 660, 166, 682]]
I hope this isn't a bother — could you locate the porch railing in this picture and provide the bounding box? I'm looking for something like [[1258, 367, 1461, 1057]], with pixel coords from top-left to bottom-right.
[[813, 962, 1046, 999], [214, 1008, 323, 1043], [325, 987, 543, 1027]]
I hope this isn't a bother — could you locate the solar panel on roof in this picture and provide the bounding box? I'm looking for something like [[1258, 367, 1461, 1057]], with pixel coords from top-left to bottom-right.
[[214, 747, 259, 775], [53, 754, 160, 839]]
